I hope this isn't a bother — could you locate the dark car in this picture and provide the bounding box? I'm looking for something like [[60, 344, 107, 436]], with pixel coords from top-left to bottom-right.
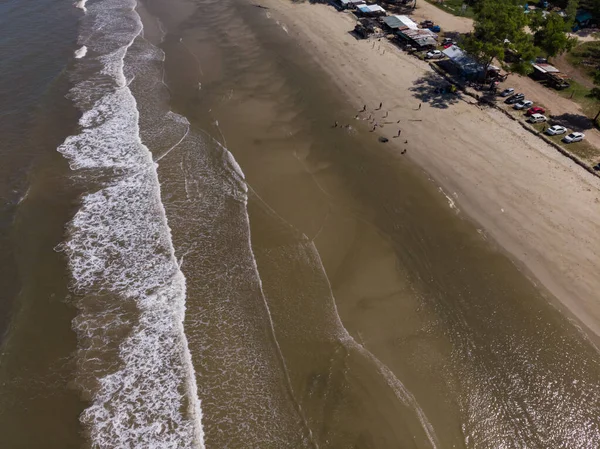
[[505, 93, 525, 104]]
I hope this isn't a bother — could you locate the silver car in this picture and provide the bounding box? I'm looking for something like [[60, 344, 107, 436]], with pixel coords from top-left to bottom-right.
[[562, 132, 585, 143], [513, 100, 533, 110], [528, 113, 547, 123], [546, 125, 567, 136]]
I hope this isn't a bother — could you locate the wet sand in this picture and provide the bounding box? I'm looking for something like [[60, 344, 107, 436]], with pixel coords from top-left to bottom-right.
[[0, 0, 597, 446], [259, 0, 600, 341], [140, 0, 600, 447]]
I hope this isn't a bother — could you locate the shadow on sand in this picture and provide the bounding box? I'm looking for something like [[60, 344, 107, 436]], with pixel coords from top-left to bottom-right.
[[409, 72, 462, 109]]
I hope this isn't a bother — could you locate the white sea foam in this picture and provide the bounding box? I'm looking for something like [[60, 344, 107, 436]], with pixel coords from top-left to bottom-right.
[[59, 0, 205, 446], [75, 0, 87, 12], [438, 187, 458, 211], [74, 45, 88, 59]]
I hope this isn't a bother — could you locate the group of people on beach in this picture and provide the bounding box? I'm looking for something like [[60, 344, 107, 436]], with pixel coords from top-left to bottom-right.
[[333, 101, 422, 149]]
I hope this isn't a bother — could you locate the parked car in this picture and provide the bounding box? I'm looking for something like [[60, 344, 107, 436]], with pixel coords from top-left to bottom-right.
[[526, 106, 546, 116], [499, 88, 515, 97], [505, 93, 525, 104], [513, 100, 533, 110], [528, 113, 547, 123], [562, 132, 585, 143], [426, 49, 443, 59], [545, 125, 567, 136]]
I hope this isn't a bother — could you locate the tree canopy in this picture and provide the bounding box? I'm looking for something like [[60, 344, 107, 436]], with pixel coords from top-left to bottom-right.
[[463, 0, 537, 75], [588, 71, 600, 121], [530, 11, 577, 57]]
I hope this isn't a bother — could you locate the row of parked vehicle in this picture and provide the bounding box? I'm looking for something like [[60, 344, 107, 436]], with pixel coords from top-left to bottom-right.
[[499, 88, 585, 143]]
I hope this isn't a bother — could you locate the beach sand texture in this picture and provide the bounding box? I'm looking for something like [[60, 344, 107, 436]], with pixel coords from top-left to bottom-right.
[[260, 0, 600, 340]]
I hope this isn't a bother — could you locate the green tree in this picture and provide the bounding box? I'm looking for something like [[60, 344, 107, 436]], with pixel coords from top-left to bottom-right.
[[565, 0, 579, 28], [463, 0, 537, 76], [531, 12, 577, 58], [588, 71, 600, 122]]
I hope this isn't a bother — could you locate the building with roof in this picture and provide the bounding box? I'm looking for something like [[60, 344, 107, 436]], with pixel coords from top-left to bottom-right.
[[531, 63, 560, 76], [357, 4, 386, 16], [397, 28, 438, 49], [337, 0, 366, 10], [441, 45, 484, 79], [531, 63, 570, 88], [382, 15, 418, 31]]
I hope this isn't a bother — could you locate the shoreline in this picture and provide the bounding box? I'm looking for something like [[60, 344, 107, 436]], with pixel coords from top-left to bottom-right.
[[259, 0, 600, 342]]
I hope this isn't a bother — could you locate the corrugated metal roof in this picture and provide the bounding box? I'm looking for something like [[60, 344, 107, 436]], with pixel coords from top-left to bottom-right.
[[442, 44, 463, 60], [358, 4, 385, 13], [398, 28, 438, 48], [531, 63, 560, 74], [442, 45, 482, 74], [383, 15, 418, 30]]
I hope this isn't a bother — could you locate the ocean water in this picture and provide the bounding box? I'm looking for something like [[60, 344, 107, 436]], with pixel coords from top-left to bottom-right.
[[57, 0, 205, 446], [1, 0, 600, 447]]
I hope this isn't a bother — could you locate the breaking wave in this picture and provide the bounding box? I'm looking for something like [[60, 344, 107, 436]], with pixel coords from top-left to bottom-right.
[[74, 45, 87, 59], [58, 0, 205, 447]]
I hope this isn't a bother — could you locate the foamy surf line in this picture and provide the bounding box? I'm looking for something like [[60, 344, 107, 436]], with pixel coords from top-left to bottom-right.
[[75, 0, 87, 12], [59, 0, 205, 447], [74, 45, 87, 59]]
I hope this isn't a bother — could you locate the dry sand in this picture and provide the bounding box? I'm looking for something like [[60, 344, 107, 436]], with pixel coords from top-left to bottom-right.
[[259, 0, 600, 339], [411, 0, 473, 34]]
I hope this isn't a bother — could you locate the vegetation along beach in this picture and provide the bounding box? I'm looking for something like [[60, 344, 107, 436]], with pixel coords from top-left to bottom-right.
[[1, 0, 599, 447]]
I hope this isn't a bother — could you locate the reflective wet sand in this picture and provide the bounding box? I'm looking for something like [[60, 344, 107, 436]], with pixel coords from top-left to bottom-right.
[[142, 0, 600, 447], [0, 0, 598, 446]]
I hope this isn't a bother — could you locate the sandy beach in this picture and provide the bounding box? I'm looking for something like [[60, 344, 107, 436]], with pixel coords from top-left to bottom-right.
[[259, 0, 600, 340], [2, 0, 600, 445]]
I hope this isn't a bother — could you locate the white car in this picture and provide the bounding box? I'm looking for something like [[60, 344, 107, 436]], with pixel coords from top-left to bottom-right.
[[426, 50, 443, 59], [545, 125, 567, 136], [562, 132, 585, 143], [513, 100, 533, 110], [528, 113, 547, 123], [499, 88, 515, 97]]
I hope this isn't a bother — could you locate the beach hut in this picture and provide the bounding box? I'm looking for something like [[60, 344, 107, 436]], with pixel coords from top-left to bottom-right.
[[531, 62, 560, 80], [397, 28, 438, 50], [337, 0, 366, 10], [382, 15, 418, 32], [441, 45, 484, 79], [357, 4, 386, 17]]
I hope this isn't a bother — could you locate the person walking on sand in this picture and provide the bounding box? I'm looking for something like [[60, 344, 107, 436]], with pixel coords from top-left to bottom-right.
[[396, 129, 402, 137], [377, 102, 382, 110], [333, 121, 338, 128], [361, 104, 366, 112], [404, 139, 408, 144], [418, 103, 422, 110], [383, 111, 388, 118]]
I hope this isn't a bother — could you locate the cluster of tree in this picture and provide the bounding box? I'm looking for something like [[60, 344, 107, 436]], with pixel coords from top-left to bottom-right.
[[462, 0, 579, 74]]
